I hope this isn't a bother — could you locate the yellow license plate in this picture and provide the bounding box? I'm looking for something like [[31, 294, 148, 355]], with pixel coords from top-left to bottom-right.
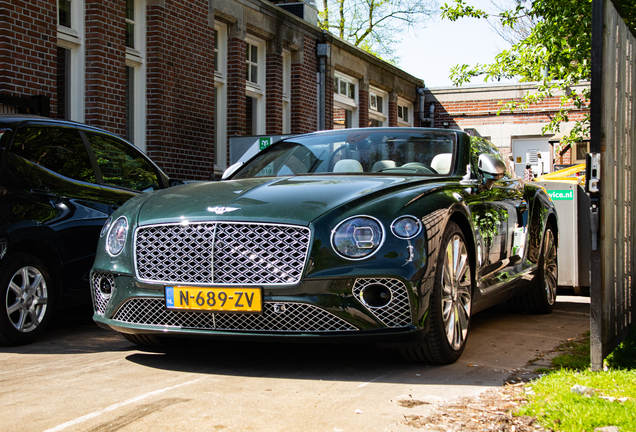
[[165, 286, 262, 313]]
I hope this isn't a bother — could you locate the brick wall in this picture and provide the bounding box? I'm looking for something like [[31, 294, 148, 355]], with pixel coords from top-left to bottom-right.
[[266, 49, 283, 135], [430, 96, 588, 129], [146, 0, 215, 180], [226, 31, 246, 139], [358, 86, 368, 128], [85, 0, 126, 134], [0, 0, 57, 111], [290, 36, 317, 134], [388, 99, 397, 127]]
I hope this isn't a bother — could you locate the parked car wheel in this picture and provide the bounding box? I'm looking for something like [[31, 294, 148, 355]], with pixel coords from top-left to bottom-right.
[[0, 253, 53, 345], [511, 225, 558, 314], [402, 221, 473, 364]]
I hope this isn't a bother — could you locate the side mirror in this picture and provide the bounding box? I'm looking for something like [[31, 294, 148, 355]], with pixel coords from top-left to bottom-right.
[[478, 154, 506, 180], [221, 162, 244, 180], [477, 154, 506, 190]]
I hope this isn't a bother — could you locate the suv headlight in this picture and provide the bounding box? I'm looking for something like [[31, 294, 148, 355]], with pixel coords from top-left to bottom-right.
[[106, 217, 128, 256], [331, 216, 384, 260]]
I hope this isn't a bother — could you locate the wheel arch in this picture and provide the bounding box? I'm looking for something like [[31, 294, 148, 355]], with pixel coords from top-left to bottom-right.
[[448, 210, 477, 289], [2, 236, 63, 302]]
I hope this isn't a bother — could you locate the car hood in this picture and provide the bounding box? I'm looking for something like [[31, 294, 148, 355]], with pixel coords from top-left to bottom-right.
[[136, 176, 439, 226]]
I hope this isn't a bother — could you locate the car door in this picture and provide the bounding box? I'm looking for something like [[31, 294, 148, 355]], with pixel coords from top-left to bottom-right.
[[469, 137, 529, 294], [2, 121, 112, 291]]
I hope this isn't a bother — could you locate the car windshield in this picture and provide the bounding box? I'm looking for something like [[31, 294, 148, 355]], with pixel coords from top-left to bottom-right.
[[233, 130, 456, 179]]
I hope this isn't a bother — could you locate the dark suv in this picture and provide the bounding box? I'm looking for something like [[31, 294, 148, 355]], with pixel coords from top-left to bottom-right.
[[0, 115, 173, 345]]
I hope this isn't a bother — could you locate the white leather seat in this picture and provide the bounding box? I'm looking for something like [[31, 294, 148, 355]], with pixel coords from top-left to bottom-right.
[[430, 153, 452, 174], [371, 160, 396, 172], [333, 159, 364, 173]]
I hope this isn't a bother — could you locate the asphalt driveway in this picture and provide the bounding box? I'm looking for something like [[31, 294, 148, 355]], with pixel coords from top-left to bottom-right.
[[0, 294, 589, 431]]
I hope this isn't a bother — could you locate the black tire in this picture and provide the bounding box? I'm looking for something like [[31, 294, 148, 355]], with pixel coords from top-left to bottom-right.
[[511, 225, 558, 314], [401, 221, 473, 364], [0, 253, 54, 345]]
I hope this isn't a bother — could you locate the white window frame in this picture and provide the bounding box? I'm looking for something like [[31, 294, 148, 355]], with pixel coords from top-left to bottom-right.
[[397, 97, 413, 126], [125, 0, 146, 151], [57, 0, 85, 122], [214, 21, 228, 169], [245, 35, 266, 135], [369, 87, 388, 126], [334, 72, 358, 128], [282, 49, 291, 134]]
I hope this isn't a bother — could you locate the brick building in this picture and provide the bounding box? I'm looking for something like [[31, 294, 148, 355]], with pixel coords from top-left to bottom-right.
[[0, 0, 425, 180], [424, 83, 590, 177]]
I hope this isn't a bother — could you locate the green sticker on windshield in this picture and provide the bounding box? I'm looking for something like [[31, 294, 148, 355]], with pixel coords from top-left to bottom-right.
[[259, 137, 271, 150], [547, 190, 574, 201]]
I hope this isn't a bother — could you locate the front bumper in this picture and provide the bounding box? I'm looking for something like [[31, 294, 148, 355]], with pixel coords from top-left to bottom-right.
[[90, 272, 429, 344]]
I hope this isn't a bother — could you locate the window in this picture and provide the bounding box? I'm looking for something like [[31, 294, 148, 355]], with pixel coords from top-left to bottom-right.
[[125, 0, 146, 150], [335, 76, 356, 100], [397, 98, 413, 126], [125, 66, 134, 142], [11, 126, 95, 183], [245, 35, 266, 135], [214, 22, 228, 169], [57, 0, 85, 121], [333, 72, 358, 129], [58, 0, 71, 28], [56, 47, 71, 120], [125, 0, 135, 49], [86, 132, 160, 191], [368, 87, 387, 127], [246, 43, 259, 84], [575, 142, 588, 162]]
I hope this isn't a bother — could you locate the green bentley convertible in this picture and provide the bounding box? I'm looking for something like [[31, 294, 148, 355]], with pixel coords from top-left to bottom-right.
[[91, 128, 558, 364]]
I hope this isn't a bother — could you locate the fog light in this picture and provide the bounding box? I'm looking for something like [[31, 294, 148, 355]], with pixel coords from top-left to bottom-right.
[[360, 284, 392, 308], [98, 276, 113, 298]]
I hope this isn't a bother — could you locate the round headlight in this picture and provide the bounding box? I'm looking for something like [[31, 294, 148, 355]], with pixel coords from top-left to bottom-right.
[[100, 216, 112, 238], [332, 216, 384, 260], [106, 217, 128, 256], [391, 216, 422, 239]]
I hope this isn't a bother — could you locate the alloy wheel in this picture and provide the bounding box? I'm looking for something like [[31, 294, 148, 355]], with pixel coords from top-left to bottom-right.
[[543, 229, 558, 306], [441, 234, 472, 350], [6, 265, 49, 333]]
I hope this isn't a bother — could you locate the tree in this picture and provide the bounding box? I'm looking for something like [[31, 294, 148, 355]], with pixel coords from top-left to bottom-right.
[[319, 0, 437, 62], [441, 0, 636, 153], [441, 0, 595, 151]]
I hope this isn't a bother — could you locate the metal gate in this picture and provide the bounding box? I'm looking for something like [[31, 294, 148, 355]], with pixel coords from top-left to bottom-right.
[[590, 0, 636, 371]]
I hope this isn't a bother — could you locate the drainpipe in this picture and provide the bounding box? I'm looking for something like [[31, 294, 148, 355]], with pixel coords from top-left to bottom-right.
[[417, 87, 434, 127], [317, 37, 331, 131]]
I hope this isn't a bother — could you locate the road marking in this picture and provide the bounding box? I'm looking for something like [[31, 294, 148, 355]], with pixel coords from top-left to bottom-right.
[[44, 378, 204, 432], [358, 374, 389, 388]]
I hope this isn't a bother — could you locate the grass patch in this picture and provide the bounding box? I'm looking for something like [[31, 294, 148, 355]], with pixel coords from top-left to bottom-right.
[[517, 328, 636, 431], [519, 369, 636, 431]]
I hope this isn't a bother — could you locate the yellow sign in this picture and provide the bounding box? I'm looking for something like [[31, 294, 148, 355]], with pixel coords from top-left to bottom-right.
[[166, 286, 262, 313], [517, 157, 522, 163]]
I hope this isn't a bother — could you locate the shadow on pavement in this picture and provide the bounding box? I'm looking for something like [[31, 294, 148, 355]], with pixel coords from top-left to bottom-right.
[[0, 294, 590, 388]]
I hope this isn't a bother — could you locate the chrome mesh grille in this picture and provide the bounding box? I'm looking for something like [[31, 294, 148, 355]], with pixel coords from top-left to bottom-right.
[[352, 278, 412, 327], [91, 272, 115, 316], [111, 298, 358, 332], [135, 222, 311, 285]]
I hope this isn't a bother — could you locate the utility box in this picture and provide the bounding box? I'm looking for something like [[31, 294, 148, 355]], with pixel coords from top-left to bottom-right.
[[535, 180, 590, 293]]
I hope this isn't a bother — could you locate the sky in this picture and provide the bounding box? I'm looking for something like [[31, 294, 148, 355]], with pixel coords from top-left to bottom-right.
[[394, 0, 517, 88]]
